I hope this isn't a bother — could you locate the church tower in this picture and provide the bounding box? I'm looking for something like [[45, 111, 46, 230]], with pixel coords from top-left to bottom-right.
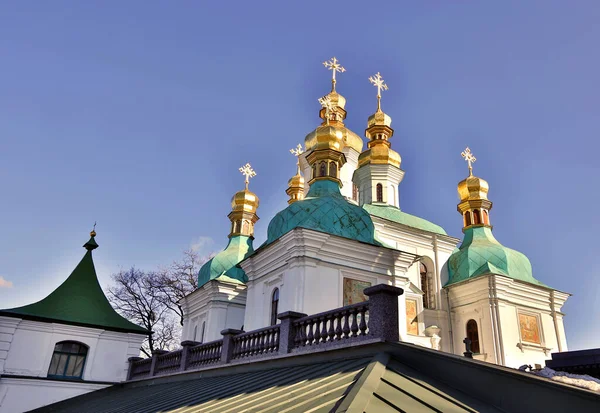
[[444, 148, 569, 368], [286, 144, 305, 204], [300, 57, 364, 200], [353, 72, 404, 207]]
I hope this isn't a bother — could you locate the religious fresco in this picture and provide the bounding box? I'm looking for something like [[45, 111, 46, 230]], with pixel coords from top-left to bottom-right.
[[342, 278, 371, 306], [406, 299, 418, 335], [519, 313, 541, 344]]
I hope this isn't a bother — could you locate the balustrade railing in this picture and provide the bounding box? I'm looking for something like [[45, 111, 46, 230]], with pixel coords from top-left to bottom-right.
[[292, 302, 369, 348], [232, 325, 279, 360], [126, 284, 403, 381], [187, 340, 223, 369]]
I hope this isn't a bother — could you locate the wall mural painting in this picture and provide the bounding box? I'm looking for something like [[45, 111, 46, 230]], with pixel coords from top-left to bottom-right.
[[406, 299, 418, 336], [519, 313, 541, 344], [342, 278, 371, 306]]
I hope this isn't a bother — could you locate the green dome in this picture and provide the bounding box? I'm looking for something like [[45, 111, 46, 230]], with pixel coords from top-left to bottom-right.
[[266, 180, 378, 246], [198, 235, 253, 287], [446, 226, 545, 287]]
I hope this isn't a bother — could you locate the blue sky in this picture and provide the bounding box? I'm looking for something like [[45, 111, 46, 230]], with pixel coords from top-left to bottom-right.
[[0, 1, 598, 350]]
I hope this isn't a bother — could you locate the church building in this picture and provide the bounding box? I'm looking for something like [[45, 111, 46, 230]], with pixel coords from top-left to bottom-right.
[[181, 57, 569, 370], [0, 230, 148, 413]]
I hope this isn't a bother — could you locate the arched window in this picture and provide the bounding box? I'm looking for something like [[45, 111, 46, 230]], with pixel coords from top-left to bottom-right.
[[420, 263, 431, 310], [483, 210, 489, 225], [319, 162, 327, 177], [473, 209, 481, 225], [328, 161, 336, 177], [47, 341, 88, 380], [193, 325, 198, 341], [376, 183, 383, 202], [270, 288, 279, 326], [200, 321, 206, 343], [352, 184, 359, 202], [242, 220, 249, 234], [464, 212, 472, 227], [312, 164, 317, 179], [466, 319, 480, 354]]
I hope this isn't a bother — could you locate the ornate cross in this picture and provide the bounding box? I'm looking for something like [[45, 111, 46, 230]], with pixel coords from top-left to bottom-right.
[[318, 95, 334, 124], [369, 72, 388, 110], [239, 163, 256, 189], [290, 144, 304, 173], [323, 57, 345, 91], [461, 147, 476, 176]]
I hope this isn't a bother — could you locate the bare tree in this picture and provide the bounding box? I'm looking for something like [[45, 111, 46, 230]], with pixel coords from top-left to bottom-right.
[[107, 251, 213, 356], [107, 267, 174, 357], [152, 249, 212, 326]]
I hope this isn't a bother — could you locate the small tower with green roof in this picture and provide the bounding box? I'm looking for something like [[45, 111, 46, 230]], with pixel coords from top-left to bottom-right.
[[444, 148, 569, 368], [0, 229, 148, 412]]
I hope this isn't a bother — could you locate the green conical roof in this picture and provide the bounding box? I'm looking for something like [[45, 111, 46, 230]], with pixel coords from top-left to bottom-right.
[[266, 180, 378, 246], [363, 204, 447, 236], [0, 235, 148, 334], [198, 235, 253, 288], [445, 226, 546, 287]]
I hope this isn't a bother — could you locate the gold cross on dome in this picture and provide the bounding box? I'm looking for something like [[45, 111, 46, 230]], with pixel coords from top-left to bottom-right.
[[461, 147, 476, 176], [369, 72, 388, 110], [318, 95, 334, 124], [290, 144, 304, 172], [239, 163, 256, 189], [323, 57, 345, 91]]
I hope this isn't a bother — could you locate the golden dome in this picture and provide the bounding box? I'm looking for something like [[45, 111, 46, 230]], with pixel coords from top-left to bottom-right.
[[367, 109, 392, 128], [326, 91, 346, 110], [231, 189, 259, 213], [288, 173, 305, 187], [457, 174, 489, 202], [358, 143, 401, 168], [305, 125, 363, 153]]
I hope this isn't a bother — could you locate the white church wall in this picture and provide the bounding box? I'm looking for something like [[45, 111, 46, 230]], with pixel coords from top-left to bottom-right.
[[0, 316, 145, 413], [180, 281, 247, 343], [339, 147, 359, 200], [0, 377, 109, 413]]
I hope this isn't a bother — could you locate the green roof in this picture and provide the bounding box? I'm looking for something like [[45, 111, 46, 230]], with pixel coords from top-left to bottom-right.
[[363, 204, 448, 236], [0, 236, 148, 334], [446, 226, 546, 287], [198, 235, 253, 288], [266, 180, 379, 246]]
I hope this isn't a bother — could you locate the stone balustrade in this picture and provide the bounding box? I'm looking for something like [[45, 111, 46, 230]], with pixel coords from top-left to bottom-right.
[[127, 284, 403, 381]]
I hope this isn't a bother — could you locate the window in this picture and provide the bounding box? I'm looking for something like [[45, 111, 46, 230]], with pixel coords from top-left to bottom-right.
[[352, 184, 359, 202], [464, 212, 472, 227], [319, 162, 327, 177], [466, 319, 480, 354], [420, 263, 431, 310], [47, 341, 88, 380], [312, 164, 317, 179], [200, 321, 206, 343], [473, 209, 481, 225], [193, 325, 198, 341], [376, 183, 383, 202], [270, 288, 279, 326], [328, 161, 336, 177], [483, 210, 490, 225]]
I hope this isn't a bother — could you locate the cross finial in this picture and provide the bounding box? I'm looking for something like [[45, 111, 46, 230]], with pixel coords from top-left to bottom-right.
[[290, 144, 304, 173], [239, 163, 256, 190], [318, 95, 334, 125], [461, 147, 476, 176], [90, 221, 97, 237], [323, 57, 345, 92], [369, 72, 388, 111]]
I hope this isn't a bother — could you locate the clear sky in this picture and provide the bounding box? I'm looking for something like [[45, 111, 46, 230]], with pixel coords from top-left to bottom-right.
[[0, 1, 598, 350]]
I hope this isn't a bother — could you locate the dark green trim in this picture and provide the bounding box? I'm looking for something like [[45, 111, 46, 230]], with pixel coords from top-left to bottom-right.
[[0, 374, 116, 386]]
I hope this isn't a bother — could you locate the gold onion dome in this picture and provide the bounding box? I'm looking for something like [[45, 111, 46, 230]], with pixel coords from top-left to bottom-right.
[[358, 72, 401, 168], [457, 173, 489, 202], [231, 188, 259, 213], [287, 144, 305, 204]]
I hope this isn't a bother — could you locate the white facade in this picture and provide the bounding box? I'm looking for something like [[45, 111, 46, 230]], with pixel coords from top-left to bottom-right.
[[180, 280, 247, 343], [353, 162, 405, 207], [0, 317, 145, 413]]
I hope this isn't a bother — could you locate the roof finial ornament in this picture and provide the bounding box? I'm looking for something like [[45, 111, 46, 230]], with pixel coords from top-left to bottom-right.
[[290, 143, 304, 174], [90, 221, 97, 237], [318, 95, 334, 125], [368, 72, 388, 111], [461, 147, 476, 176], [239, 163, 256, 190], [323, 57, 345, 92]]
